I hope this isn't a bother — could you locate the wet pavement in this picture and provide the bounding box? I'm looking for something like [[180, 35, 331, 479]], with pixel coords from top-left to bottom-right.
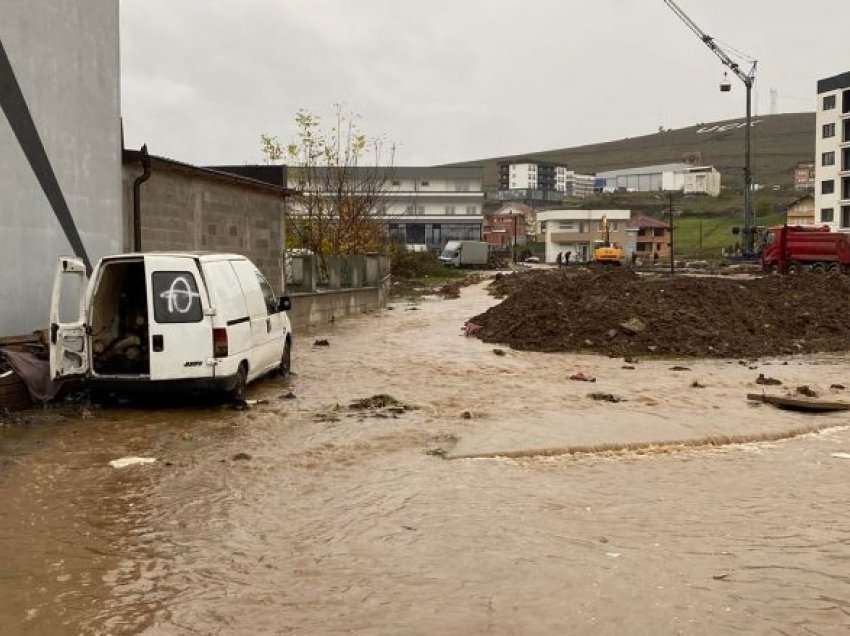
[[2, 281, 850, 635]]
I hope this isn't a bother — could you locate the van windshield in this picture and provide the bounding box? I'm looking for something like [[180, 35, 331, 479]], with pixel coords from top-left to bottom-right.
[[441, 249, 459, 259]]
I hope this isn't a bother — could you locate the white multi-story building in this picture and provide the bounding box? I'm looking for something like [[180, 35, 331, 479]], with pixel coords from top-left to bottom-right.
[[287, 166, 484, 250], [498, 161, 595, 202], [598, 163, 721, 197], [814, 71, 850, 230]]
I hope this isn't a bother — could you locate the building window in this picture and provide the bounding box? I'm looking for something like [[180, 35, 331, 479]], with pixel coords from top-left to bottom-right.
[[653, 228, 666, 237], [391, 180, 400, 186], [636, 242, 652, 252], [845, 120, 850, 143], [466, 205, 478, 215], [454, 181, 470, 192], [416, 205, 425, 215], [421, 181, 430, 187], [822, 180, 835, 195], [821, 208, 834, 223], [823, 151, 836, 167], [445, 205, 456, 215], [844, 177, 850, 200], [843, 206, 850, 229], [824, 95, 836, 111], [844, 90, 850, 114], [823, 123, 836, 139]]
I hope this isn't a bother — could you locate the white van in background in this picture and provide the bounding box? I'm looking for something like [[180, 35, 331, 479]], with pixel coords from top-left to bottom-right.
[[50, 252, 292, 400]]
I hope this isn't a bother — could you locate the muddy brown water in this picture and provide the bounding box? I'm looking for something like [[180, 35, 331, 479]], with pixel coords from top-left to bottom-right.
[[2, 282, 850, 635]]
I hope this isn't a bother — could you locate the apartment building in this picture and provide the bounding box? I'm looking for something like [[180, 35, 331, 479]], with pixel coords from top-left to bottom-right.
[[538, 209, 632, 263], [483, 203, 532, 248], [497, 160, 595, 205], [794, 161, 816, 192], [814, 71, 850, 230], [287, 166, 484, 250]]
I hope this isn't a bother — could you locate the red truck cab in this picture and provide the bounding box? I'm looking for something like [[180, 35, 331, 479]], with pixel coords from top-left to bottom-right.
[[762, 225, 850, 273]]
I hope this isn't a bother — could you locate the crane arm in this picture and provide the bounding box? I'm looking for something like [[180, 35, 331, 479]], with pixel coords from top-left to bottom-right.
[[663, 0, 755, 85]]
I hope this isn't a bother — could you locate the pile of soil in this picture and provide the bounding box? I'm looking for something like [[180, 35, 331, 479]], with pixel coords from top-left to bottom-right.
[[470, 269, 850, 358]]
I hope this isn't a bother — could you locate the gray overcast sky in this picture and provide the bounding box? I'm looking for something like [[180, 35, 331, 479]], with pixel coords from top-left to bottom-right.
[[121, 0, 849, 166]]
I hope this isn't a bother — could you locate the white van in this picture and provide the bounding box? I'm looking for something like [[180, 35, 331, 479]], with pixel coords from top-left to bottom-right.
[[49, 252, 292, 399]]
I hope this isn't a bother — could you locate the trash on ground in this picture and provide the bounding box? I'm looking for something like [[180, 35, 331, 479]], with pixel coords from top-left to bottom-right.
[[109, 457, 157, 469], [570, 372, 597, 383], [756, 374, 782, 386]]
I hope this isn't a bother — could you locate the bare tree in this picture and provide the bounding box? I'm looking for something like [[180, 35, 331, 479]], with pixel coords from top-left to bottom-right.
[[261, 106, 396, 266]]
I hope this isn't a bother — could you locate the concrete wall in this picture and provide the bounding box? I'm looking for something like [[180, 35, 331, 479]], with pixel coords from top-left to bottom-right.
[[0, 1, 122, 335], [288, 279, 390, 331], [122, 162, 286, 293]]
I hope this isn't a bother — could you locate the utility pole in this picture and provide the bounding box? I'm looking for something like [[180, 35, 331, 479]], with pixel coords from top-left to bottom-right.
[[512, 213, 518, 263], [669, 191, 675, 276]]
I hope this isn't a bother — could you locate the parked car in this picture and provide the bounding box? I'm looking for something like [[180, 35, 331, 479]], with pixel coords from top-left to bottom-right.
[[50, 252, 292, 400]]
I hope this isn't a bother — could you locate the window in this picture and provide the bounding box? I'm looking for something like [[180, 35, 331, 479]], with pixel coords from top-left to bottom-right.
[[636, 242, 652, 253], [844, 148, 850, 171], [844, 90, 850, 114], [466, 205, 478, 215], [445, 205, 456, 215], [421, 181, 430, 187], [822, 180, 835, 195], [844, 119, 850, 143], [844, 177, 850, 200], [843, 206, 850, 229], [653, 228, 666, 237], [255, 272, 278, 315], [821, 208, 834, 223], [454, 181, 470, 192], [151, 271, 203, 323], [558, 222, 577, 231], [823, 123, 836, 139], [391, 180, 400, 186], [823, 151, 836, 167], [416, 205, 425, 215], [824, 95, 836, 111]]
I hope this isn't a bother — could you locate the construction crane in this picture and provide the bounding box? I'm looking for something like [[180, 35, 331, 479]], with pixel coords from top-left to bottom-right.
[[663, 0, 758, 257]]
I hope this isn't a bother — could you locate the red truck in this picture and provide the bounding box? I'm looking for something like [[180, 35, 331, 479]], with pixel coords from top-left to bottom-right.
[[761, 225, 850, 273]]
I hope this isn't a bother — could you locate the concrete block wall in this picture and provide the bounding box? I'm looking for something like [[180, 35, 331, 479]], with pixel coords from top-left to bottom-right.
[[122, 163, 286, 293], [288, 278, 390, 332]]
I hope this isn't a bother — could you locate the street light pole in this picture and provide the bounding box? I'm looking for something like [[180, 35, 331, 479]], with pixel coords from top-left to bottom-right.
[[669, 191, 675, 276]]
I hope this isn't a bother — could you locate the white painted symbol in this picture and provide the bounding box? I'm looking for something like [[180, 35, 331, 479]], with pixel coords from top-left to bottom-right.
[[159, 276, 200, 314]]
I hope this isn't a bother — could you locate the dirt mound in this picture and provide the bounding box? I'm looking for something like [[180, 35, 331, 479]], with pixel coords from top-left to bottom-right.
[[471, 269, 850, 358]]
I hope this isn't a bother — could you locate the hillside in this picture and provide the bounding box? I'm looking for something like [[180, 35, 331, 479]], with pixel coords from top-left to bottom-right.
[[448, 112, 815, 191]]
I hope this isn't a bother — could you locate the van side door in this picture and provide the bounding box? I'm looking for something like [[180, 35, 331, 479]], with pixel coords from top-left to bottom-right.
[[144, 256, 214, 381], [49, 256, 90, 379], [255, 270, 285, 363], [230, 259, 276, 376]]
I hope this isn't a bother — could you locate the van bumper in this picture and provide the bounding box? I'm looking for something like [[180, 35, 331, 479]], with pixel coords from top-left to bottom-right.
[[87, 373, 239, 394]]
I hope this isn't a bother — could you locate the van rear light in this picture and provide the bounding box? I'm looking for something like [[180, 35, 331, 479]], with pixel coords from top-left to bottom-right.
[[213, 328, 228, 358]]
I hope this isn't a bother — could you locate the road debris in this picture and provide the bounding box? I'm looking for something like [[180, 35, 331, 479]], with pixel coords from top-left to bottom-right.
[[232, 452, 252, 461], [670, 366, 691, 372], [691, 380, 707, 389], [796, 385, 818, 398], [492, 349, 507, 357], [747, 393, 850, 412], [588, 392, 624, 403], [460, 411, 473, 420], [313, 339, 330, 347], [109, 457, 157, 469], [279, 391, 296, 400], [831, 453, 850, 460], [831, 384, 846, 390], [622, 365, 636, 370], [756, 374, 782, 386]]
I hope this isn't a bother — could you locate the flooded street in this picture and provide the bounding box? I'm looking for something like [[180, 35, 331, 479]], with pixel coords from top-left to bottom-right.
[[2, 281, 850, 635]]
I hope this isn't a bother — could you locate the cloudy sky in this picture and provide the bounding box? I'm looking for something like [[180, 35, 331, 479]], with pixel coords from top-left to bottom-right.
[[121, 0, 849, 166]]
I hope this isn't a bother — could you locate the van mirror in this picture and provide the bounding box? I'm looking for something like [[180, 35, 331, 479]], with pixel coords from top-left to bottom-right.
[[278, 296, 292, 312]]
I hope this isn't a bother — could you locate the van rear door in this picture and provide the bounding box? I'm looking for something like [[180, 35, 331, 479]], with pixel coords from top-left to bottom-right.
[[49, 256, 90, 379], [144, 256, 214, 381]]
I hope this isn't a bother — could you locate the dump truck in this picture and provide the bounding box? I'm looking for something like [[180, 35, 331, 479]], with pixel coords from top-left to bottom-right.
[[439, 241, 489, 268], [762, 225, 850, 273]]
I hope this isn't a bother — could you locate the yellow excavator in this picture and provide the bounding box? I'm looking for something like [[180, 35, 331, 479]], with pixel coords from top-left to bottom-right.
[[592, 215, 624, 265]]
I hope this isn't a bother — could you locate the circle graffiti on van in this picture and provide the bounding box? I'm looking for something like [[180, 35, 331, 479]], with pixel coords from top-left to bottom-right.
[[159, 276, 201, 314]]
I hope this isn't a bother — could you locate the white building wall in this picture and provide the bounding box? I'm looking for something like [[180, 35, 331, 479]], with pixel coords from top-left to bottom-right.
[[0, 0, 122, 335], [815, 84, 843, 229]]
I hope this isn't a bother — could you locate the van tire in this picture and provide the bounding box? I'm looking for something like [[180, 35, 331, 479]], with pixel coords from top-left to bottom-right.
[[280, 339, 292, 378], [229, 363, 248, 402]]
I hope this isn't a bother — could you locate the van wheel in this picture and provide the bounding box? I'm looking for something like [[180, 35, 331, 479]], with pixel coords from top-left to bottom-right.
[[280, 339, 292, 378], [229, 363, 248, 402]]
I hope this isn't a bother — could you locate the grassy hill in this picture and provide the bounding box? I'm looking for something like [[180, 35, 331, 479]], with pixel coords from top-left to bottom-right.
[[448, 112, 815, 191]]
